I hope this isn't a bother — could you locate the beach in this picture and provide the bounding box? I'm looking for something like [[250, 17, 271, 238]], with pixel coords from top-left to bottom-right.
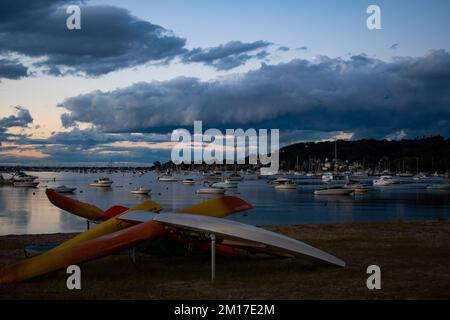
[[1, 220, 449, 300]]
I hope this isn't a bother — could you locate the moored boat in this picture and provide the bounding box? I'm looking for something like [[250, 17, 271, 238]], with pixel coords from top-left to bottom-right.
[[131, 186, 151, 195], [314, 186, 354, 195], [13, 179, 39, 188], [373, 176, 400, 187], [0, 174, 13, 186], [212, 180, 238, 189], [54, 185, 77, 193], [271, 177, 292, 185], [196, 187, 226, 195], [274, 179, 297, 190], [181, 178, 196, 185], [344, 181, 369, 193], [426, 183, 450, 190], [13, 172, 39, 188], [227, 172, 243, 182], [90, 177, 113, 187], [158, 174, 178, 182]]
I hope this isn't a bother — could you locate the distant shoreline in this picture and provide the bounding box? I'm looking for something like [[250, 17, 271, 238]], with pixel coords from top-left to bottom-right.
[[1, 220, 449, 299]]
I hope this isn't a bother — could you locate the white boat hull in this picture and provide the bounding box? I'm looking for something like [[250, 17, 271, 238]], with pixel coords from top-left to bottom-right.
[[14, 181, 39, 188], [275, 184, 297, 190], [427, 184, 450, 190], [131, 189, 151, 195], [196, 187, 226, 195], [314, 188, 354, 195], [158, 178, 178, 182], [90, 183, 113, 187], [212, 182, 237, 189], [54, 187, 77, 193]]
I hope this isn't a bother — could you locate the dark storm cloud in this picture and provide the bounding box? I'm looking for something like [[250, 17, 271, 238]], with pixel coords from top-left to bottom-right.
[[0, 1, 272, 76], [0, 0, 186, 76], [0, 107, 33, 132], [41, 128, 169, 148], [0, 107, 33, 142], [59, 50, 450, 138], [0, 59, 29, 80], [181, 41, 272, 70]]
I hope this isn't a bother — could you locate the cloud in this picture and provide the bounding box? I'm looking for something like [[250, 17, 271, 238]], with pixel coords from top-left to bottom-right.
[[0, 1, 273, 76], [0, 107, 33, 132], [0, 107, 33, 143], [296, 46, 309, 51], [181, 40, 272, 70], [0, 0, 186, 76], [58, 50, 450, 139], [0, 59, 29, 80], [1, 127, 171, 164], [390, 43, 399, 50], [385, 129, 407, 141], [277, 46, 290, 52]]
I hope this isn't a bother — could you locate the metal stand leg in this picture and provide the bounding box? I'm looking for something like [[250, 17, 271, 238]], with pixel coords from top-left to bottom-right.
[[210, 234, 216, 283], [86, 220, 90, 230], [131, 247, 136, 264]]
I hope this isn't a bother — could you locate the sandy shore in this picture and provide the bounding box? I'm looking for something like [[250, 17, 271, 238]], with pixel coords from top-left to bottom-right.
[[0, 220, 449, 300]]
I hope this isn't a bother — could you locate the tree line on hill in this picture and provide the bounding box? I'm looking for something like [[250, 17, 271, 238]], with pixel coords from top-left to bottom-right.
[[279, 136, 450, 173]]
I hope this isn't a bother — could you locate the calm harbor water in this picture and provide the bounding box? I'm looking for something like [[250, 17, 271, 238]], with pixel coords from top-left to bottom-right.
[[0, 171, 449, 235]]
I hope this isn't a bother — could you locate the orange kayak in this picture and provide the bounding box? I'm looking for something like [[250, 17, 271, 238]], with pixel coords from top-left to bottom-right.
[[0, 221, 166, 284]]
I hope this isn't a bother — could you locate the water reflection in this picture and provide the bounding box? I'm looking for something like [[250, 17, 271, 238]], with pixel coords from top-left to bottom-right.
[[0, 171, 449, 235]]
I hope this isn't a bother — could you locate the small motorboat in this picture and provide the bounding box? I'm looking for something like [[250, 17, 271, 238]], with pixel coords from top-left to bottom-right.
[[344, 182, 369, 193], [131, 186, 151, 195], [227, 172, 243, 182], [322, 172, 348, 183], [158, 174, 178, 182], [13, 179, 39, 188], [182, 179, 196, 185], [203, 171, 223, 182], [90, 177, 113, 187], [314, 186, 354, 195], [212, 180, 238, 189], [13, 172, 39, 188], [413, 173, 427, 181], [426, 184, 450, 190], [271, 177, 292, 185], [0, 174, 13, 186], [274, 179, 297, 190], [397, 172, 414, 178], [196, 186, 226, 195], [54, 185, 77, 193], [373, 176, 400, 187]]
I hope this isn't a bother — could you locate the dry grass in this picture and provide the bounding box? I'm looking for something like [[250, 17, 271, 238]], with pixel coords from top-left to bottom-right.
[[0, 220, 449, 300]]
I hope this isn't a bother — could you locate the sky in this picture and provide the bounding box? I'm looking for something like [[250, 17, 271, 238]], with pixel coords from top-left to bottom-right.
[[1, 0, 450, 165]]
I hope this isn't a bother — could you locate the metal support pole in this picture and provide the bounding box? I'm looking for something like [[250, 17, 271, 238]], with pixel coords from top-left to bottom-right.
[[86, 220, 90, 230], [210, 233, 216, 283]]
